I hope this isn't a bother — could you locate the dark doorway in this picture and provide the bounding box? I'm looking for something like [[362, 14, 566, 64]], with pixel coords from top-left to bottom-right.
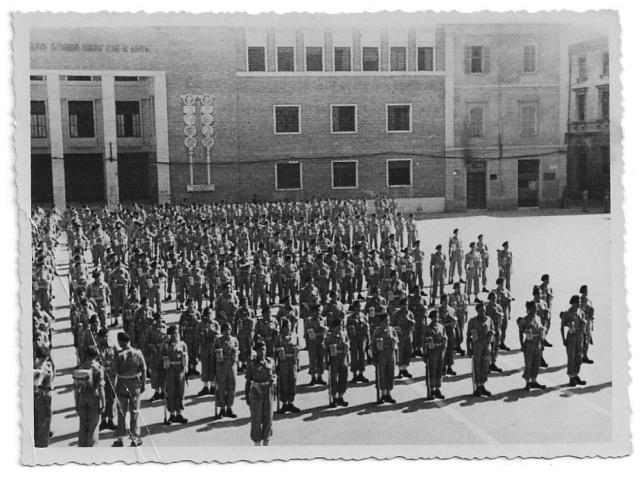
[[64, 154, 104, 204], [31, 154, 53, 205], [118, 152, 150, 202], [577, 146, 588, 193], [466, 165, 486, 209], [518, 159, 540, 207]]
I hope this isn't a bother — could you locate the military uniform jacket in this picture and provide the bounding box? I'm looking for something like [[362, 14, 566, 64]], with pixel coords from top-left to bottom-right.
[[486, 302, 504, 330], [160, 340, 188, 372], [449, 236, 462, 255], [73, 360, 105, 397], [497, 250, 512, 270], [517, 315, 545, 348], [304, 315, 327, 342], [439, 305, 459, 340], [465, 250, 482, 271], [235, 310, 256, 336], [245, 358, 276, 399], [99, 344, 118, 381], [274, 333, 299, 363], [179, 310, 201, 337], [579, 298, 595, 321], [467, 316, 494, 350], [145, 324, 168, 361], [372, 326, 399, 358], [214, 335, 239, 363], [561, 308, 587, 336], [392, 309, 415, 336], [326, 329, 350, 358], [424, 322, 447, 351], [33, 358, 54, 396], [430, 252, 446, 271], [254, 317, 280, 343], [494, 287, 513, 312], [346, 312, 370, 342]]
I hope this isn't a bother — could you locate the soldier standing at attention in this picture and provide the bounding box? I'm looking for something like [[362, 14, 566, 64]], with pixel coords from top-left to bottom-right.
[[392, 298, 415, 379], [234, 297, 256, 371], [245, 340, 277, 446], [493, 277, 514, 351], [517, 301, 547, 391], [179, 298, 201, 378], [304, 304, 328, 386], [160, 326, 189, 424], [73, 345, 105, 447], [346, 301, 370, 383], [274, 318, 301, 414], [429, 245, 447, 306], [486, 292, 505, 373], [476, 234, 490, 293], [497, 242, 513, 290], [579, 285, 595, 364], [96, 328, 118, 431], [371, 313, 399, 404], [560, 296, 588, 387], [325, 317, 350, 407], [112, 332, 146, 447], [438, 294, 458, 376], [448, 228, 464, 284], [423, 309, 447, 400], [33, 330, 54, 447], [145, 313, 168, 403], [464, 242, 482, 303], [449, 282, 468, 356], [197, 308, 220, 396], [212, 322, 239, 419], [467, 302, 494, 397]]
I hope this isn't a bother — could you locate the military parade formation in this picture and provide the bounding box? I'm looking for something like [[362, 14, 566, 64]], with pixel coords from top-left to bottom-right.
[[30, 197, 597, 448]]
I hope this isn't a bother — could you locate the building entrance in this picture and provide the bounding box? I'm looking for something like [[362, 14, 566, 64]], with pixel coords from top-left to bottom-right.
[[466, 163, 486, 209], [518, 159, 540, 207], [64, 154, 105, 204], [118, 152, 150, 202]]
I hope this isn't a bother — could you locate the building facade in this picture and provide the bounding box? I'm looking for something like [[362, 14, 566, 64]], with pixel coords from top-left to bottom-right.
[[566, 37, 610, 199], [29, 16, 571, 212]]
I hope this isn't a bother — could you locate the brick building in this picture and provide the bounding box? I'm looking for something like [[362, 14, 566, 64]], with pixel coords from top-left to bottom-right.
[[565, 37, 610, 199], [28, 15, 571, 212]]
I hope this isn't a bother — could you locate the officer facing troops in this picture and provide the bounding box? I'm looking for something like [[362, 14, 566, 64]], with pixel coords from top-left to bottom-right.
[[274, 318, 301, 414], [160, 325, 189, 424], [423, 309, 447, 400], [467, 302, 494, 397], [497, 241, 513, 290], [560, 296, 588, 387], [517, 301, 547, 391], [245, 340, 277, 446], [346, 301, 370, 383], [212, 322, 239, 420], [579, 285, 595, 364], [33, 330, 54, 448], [113, 332, 146, 447], [326, 317, 350, 407], [371, 313, 399, 404], [73, 345, 105, 447]]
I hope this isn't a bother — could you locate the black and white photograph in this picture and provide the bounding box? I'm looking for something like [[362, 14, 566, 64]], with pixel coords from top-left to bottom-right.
[[13, 8, 628, 464]]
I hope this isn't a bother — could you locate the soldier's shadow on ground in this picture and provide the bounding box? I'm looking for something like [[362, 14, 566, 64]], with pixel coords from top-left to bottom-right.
[[558, 381, 612, 397]]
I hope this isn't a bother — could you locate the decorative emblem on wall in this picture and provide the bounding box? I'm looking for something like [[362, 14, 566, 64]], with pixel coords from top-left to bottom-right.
[[181, 94, 215, 187]]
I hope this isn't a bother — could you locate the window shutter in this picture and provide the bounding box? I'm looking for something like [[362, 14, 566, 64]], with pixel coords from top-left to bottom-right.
[[464, 46, 471, 74], [482, 46, 490, 74]]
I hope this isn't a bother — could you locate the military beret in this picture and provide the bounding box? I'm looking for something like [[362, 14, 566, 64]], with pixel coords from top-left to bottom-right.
[[254, 339, 266, 351], [97, 328, 109, 338], [117, 332, 131, 342], [541, 274, 549, 281], [167, 325, 178, 334], [502, 241, 509, 247]]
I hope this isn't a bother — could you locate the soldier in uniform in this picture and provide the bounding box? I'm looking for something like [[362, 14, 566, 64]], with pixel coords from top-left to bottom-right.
[[132, 296, 154, 351], [392, 298, 415, 379], [234, 298, 256, 373], [325, 317, 350, 407], [87, 270, 111, 328], [365, 287, 387, 331], [467, 302, 494, 397], [160, 326, 189, 424], [245, 340, 277, 446], [96, 328, 118, 431], [429, 245, 447, 306], [493, 277, 514, 351], [109, 260, 130, 326], [497, 241, 513, 290], [73, 345, 105, 447], [517, 301, 547, 391], [464, 242, 482, 303], [346, 301, 370, 383], [33, 330, 54, 447], [196, 309, 220, 396], [423, 309, 447, 400], [438, 294, 459, 376], [560, 296, 588, 387], [408, 286, 428, 357], [145, 314, 168, 402], [304, 304, 328, 386], [254, 306, 280, 359], [371, 313, 399, 404], [448, 229, 464, 284], [476, 234, 490, 293], [179, 298, 201, 378], [579, 285, 595, 364], [113, 332, 146, 447], [212, 323, 239, 419], [274, 318, 301, 413], [532, 286, 551, 368], [275, 295, 298, 334], [486, 292, 505, 373]]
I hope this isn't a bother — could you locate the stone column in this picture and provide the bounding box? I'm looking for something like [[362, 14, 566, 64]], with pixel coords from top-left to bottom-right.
[[45, 73, 66, 210], [153, 73, 171, 204], [101, 74, 120, 209]]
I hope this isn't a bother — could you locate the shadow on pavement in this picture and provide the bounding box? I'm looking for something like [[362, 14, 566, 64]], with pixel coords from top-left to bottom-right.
[[558, 381, 612, 397]]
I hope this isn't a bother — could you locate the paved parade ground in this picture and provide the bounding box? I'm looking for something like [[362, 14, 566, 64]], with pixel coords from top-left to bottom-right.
[[45, 212, 613, 448]]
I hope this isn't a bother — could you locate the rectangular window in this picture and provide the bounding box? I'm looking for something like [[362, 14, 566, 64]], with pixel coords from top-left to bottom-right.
[[602, 52, 609, 77], [115, 76, 139, 82], [599, 88, 609, 121], [390, 47, 407, 71], [332, 161, 358, 188], [362, 47, 379, 71], [274, 105, 300, 134], [520, 103, 537, 137], [543, 172, 556, 181], [68, 100, 95, 138], [277, 47, 295, 72], [30, 75, 45, 81], [577, 56, 587, 82], [417, 47, 434, 71], [116, 101, 141, 138], [334, 47, 352, 71], [305, 47, 323, 71], [66, 75, 92, 81], [471, 46, 483, 73], [387, 159, 412, 187], [469, 107, 483, 137], [331, 105, 356, 133], [600, 145, 610, 174], [576, 91, 587, 121], [523, 45, 536, 73], [275, 163, 302, 190], [247, 46, 266, 72], [30, 100, 47, 138], [387, 104, 411, 132]]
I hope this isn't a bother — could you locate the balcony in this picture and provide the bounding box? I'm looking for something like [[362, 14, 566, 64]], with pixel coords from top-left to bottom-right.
[[568, 119, 609, 134]]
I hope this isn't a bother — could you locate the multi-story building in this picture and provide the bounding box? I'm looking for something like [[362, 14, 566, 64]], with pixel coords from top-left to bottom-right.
[[28, 15, 571, 212], [566, 37, 610, 199]]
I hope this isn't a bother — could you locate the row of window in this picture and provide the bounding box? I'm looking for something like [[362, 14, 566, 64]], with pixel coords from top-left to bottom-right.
[[248, 45, 435, 73], [29, 75, 144, 82], [274, 104, 411, 134], [274, 159, 412, 191], [576, 51, 609, 83], [464, 45, 538, 74], [30, 100, 141, 139], [466, 102, 539, 138], [574, 87, 609, 122]]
